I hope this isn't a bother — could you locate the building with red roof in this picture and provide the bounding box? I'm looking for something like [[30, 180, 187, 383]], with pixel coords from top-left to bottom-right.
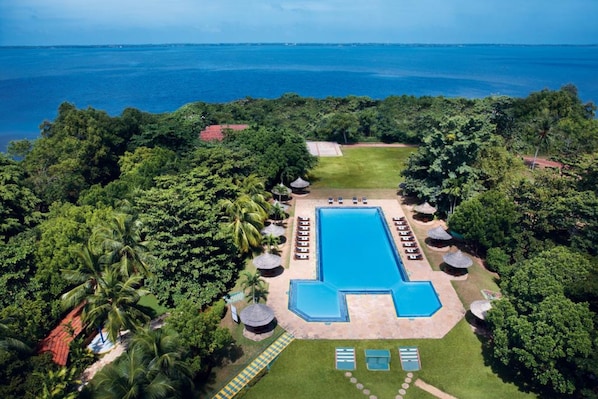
[[199, 124, 249, 142], [38, 303, 85, 366]]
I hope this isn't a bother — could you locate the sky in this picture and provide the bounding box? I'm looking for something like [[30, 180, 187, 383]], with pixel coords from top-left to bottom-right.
[[1, 0, 597, 46]]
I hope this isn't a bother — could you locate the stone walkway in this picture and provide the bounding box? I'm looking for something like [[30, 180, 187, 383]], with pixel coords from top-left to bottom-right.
[[415, 379, 459, 399], [266, 198, 465, 339]]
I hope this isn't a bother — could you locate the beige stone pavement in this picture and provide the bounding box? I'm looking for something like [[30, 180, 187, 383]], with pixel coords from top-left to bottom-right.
[[266, 198, 465, 339]]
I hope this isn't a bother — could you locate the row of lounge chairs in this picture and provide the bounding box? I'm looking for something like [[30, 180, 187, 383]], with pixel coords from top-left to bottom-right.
[[394, 216, 423, 260], [295, 216, 310, 260], [328, 197, 368, 205]]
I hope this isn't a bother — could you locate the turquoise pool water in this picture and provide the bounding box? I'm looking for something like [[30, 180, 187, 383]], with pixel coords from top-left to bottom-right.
[[289, 207, 441, 322]]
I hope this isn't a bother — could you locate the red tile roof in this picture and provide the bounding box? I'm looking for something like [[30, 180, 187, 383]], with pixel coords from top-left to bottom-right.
[[38, 303, 85, 366], [199, 124, 249, 142]]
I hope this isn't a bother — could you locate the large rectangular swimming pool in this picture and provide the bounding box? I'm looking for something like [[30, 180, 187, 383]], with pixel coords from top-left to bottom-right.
[[289, 207, 441, 322]]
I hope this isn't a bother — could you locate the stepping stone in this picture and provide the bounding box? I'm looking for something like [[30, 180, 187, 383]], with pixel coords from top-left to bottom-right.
[[363, 389, 370, 394], [407, 372, 413, 378], [402, 383, 409, 389], [399, 389, 407, 395], [405, 377, 412, 383], [350, 377, 357, 383], [356, 383, 364, 389], [345, 372, 352, 377], [370, 396, 377, 399], [395, 396, 403, 399]]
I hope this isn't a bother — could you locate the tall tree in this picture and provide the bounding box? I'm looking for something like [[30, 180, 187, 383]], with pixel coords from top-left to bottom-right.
[[240, 271, 268, 304], [221, 195, 265, 254]]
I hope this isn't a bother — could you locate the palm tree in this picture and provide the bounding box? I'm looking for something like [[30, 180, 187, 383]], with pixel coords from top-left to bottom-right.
[[240, 271, 268, 304], [269, 202, 286, 224], [129, 328, 192, 386], [90, 346, 177, 399], [35, 367, 80, 399], [0, 317, 30, 354], [221, 195, 264, 253], [82, 267, 153, 344], [530, 109, 557, 171], [61, 240, 104, 310], [238, 174, 271, 219], [262, 234, 280, 253], [94, 211, 153, 278]]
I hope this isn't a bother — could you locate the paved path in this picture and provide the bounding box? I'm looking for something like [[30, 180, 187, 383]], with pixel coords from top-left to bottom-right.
[[212, 332, 295, 399], [415, 379, 459, 399]]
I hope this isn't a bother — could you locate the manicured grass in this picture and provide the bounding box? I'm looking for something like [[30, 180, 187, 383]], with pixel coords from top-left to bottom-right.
[[139, 293, 169, 316], [241, 320, 535, 399], [310, 147, 415, 189]]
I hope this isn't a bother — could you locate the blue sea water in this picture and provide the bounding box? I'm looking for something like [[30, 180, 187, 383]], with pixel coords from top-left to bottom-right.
[[1, 44, 598, 149]]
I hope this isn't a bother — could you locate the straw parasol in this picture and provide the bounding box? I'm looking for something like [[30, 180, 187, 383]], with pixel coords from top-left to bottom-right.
[[427, 226, 452, 241], [470, 299, 493, 321], [414, 201, 437, 215], [443, 250, 473, 269], [252, 253, 282, 270], [290, 177, 310, 189], [240, 303, 275, 328], [261, 223, 286, 237]]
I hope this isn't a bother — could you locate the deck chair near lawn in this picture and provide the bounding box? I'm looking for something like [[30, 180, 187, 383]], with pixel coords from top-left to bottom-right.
[[352, 196, 358, 204], [328, 197, 334, 205], [365, 349, 390, 371], [338, 197, 343, 204], [398, 346, 421, 371], [335, 347, 356, 370], [362, 197, 368, 204]]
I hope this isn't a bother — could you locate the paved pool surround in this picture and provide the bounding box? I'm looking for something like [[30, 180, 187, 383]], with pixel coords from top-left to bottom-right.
[[266, 198, 465, 339]]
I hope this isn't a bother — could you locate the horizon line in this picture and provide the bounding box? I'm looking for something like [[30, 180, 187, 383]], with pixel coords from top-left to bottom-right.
[[2, 42, 598, 49]]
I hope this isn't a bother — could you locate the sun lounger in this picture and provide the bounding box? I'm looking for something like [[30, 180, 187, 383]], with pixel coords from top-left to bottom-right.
[[335, 347, 356, 370], [297, 241, 309, 247], [298, 216, 310, 221], [399, 231, 412, 236], [299, 221, 310, 226], [352, 197, 358, 204], [298, 231, 310, 236], [395, 221, 406, 225], [295, 253, 309, 260], [393, 217, 405, 221], [403, 242, 416, 247], [328, 197, 334, 204], [397, 225, 410, 231], [408, 254, 423, 260], [338, 197, 343, 204], [298, 226, 310, 231], [399, 347, 421, 371], [296, 247, 309, 253], [405, 248, 420, 254], [297, 236, 309, 241], [362, 197, 367, 204], [401, 236, 415, 241], [365, 349, 390, 371]]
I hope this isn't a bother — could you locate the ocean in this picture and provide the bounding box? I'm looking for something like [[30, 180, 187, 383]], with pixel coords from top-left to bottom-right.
[[1, 44, 598, 149]]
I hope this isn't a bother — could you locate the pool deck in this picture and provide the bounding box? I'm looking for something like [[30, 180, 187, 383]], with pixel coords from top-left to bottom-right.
[[266, 198, 465, 339]]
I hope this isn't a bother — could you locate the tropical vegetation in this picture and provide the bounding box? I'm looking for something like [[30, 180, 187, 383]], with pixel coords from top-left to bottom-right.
[[0, 85, 597, 398]]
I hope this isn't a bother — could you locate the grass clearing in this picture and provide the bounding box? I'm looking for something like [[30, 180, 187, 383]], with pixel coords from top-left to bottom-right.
[[310, 147, 415, 189]]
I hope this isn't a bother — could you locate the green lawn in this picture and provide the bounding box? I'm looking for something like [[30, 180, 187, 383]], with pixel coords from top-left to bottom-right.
[[229, 146, 536, 399], [240, 320, 533, 399], [310, 147, 415, 189]]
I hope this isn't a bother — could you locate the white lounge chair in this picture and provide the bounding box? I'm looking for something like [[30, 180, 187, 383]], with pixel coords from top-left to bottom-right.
[[352, 197, 358, 204], [338, 197, 343, 204], [299, 221, 310, 226], [393, 217, 405, 221], [362, 197, 367, 204], [298, 231, 310, 236], [297, 236, 309, 241], [296, 247, 309, 253], [295, 253, 309, 260], [297, 241, 309, 247], [298, 216, 310, 221], [298, 226, 310, 231]]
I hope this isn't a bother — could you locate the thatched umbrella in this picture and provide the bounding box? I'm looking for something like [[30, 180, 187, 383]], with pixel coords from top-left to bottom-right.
[[470, 299, 492, 321], [427, 226, 452, 241], [443, 250, 473, 269], [252, 253, 282, 270], [290, 177, 310, 189], [240, 303, 275, 328], [414, 201, 437, 215], [261, 223, 286, 237]]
